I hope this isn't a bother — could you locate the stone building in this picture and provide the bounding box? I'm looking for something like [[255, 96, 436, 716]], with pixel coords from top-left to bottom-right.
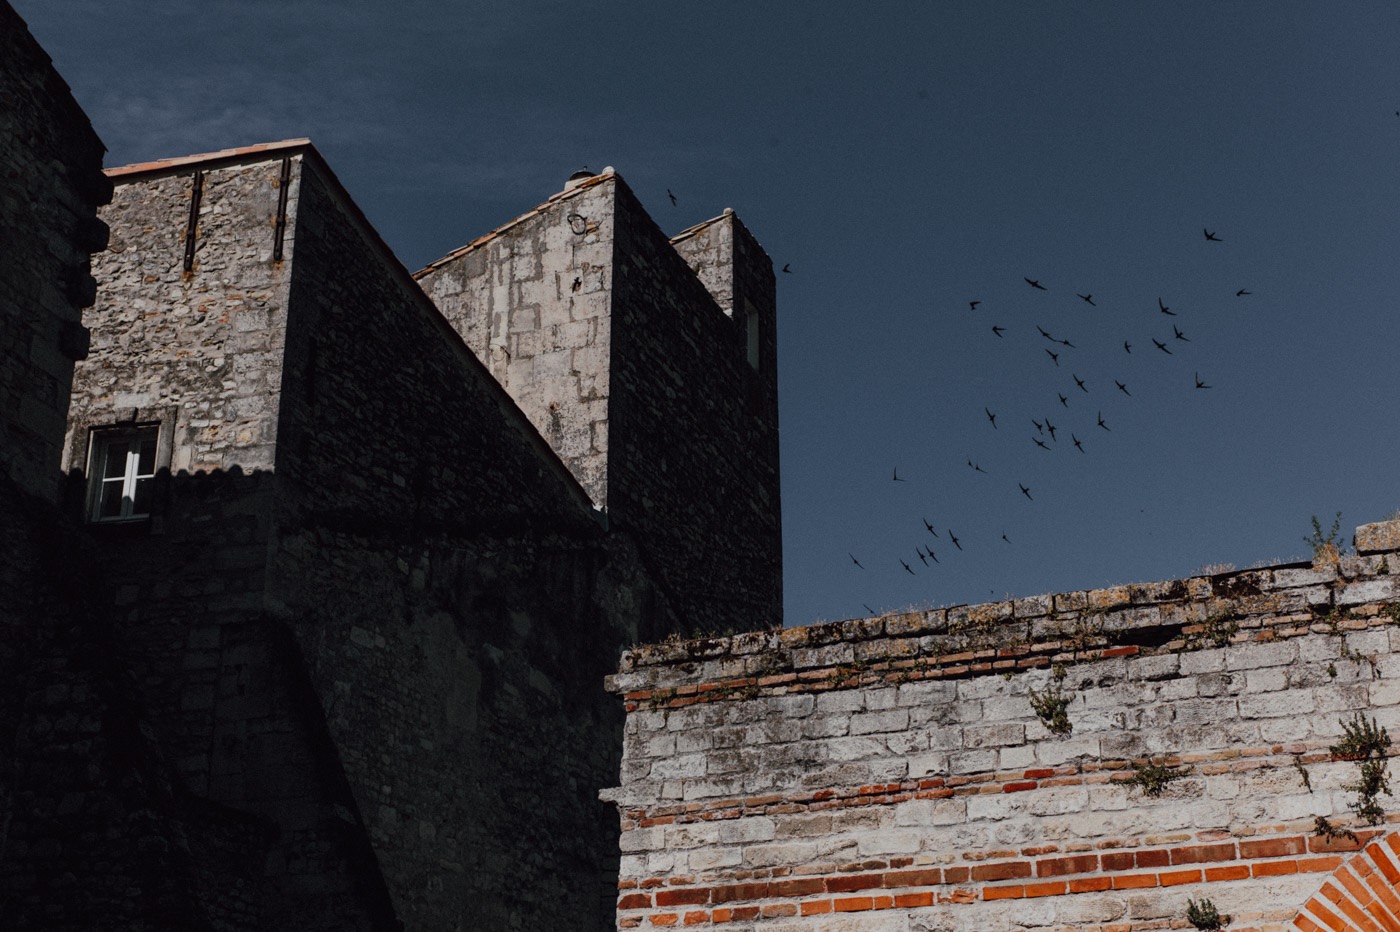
[[1, 8, 783, 923], [607, 521, 1400, 931]]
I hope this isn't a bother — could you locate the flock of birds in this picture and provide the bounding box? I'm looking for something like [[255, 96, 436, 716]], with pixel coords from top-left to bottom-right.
[[841, 227, 1253, 612]]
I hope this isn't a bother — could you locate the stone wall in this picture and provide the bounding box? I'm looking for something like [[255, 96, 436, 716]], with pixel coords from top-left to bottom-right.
[[0, 0, 108, 500], [607, 520, 1400, 931], [270, 152, 667, 931], [417, 171, 782, 633]]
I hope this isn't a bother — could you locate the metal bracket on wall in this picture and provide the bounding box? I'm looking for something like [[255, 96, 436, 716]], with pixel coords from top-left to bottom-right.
[[183, 169, 204, 273], [273, 156, 291, 262]]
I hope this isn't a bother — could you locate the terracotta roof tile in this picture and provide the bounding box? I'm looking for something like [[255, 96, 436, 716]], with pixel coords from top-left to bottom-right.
[[105, 139, 313, 179]]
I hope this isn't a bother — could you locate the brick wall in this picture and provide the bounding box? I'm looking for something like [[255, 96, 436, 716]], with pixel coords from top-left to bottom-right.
[[607, 520, 1400, 931]]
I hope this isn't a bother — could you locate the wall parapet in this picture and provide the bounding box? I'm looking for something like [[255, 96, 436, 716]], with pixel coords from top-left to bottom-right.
[[610, 520, 1400, 705]]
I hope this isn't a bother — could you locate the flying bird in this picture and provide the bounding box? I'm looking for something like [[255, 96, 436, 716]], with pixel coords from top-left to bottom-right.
[[924, 517, 939, 536], [1158, 297, 1175, 316], [1044, 419, 1057, 441], [1152, 338, 1172, 355], [1045, 349, 1060, 366], [985, 408, 998, 428], [1204, 228, 1222, 242], [1077, 294, 1095, 306], [966, 459, 987, 474], [1024, 277, 1047, 290], [1236, 289, 1252, 297], [1195, 372, 1211, 389], [893, 467, 906, 481], [991, 325, 1005, 337], [901, 559, 915, 576], [1032, 418, 1043, 433], [782, 263, 792, 273], [1058, 392, 1069, 408], [1058, 337, 1076, 348], [850, 553, 864, 569], [949, 531, 962, 551], [916, 547, 928, 567], [1033, 437, 1050, 451], [1019, 483, 1033, 500], [1123, 340, 1132, 354], [969, 300, 981, 310], [1115, 380, 1131, 397], [1072, 373, 1087, 392], [1037, 325, 1054, 340], [1173, 324, 1189, 342], [927, 549, 940, 564], [1072, 434, 1085, 453], [1097, 411, 1110, 431], [667, 189, 677, 206], [1001, 532, 1012, 543]]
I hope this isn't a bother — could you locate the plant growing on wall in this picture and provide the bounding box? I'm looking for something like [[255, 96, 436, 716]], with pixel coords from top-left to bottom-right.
[[1330, 713, 1392, 825], [1305, 512, 1345, 569], [1028, 663, 1073, 736], [1125, 759, 1192, 798], [1186, 897, 1230, 930]]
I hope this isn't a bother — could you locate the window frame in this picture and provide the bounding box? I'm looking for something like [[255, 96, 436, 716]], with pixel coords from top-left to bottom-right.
[[85, 425, 161, 523]]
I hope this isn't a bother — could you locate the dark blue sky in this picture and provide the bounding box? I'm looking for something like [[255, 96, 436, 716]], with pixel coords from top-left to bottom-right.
[[21, 1, 1400, 625]]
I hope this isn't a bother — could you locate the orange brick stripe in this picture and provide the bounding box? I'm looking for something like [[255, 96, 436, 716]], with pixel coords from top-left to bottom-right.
[[621, 605, 1400, 710], [1291, 832, 1400, 931], [619, 831, 1380, 924], [622, 745, 1350, 829]]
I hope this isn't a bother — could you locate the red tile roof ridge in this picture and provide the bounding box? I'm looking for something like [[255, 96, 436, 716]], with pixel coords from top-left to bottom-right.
[[413, 169, 617, 278], [669, 208, 735, 245], [105, 139, 314, 178]]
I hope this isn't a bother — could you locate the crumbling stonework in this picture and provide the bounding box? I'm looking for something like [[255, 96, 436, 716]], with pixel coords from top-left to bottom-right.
[[607, 520, 1400, 931]]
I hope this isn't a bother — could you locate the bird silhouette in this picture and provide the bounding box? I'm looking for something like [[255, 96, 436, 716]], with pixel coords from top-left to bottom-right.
[[967, 459, 987, 474], [1152, 338, 1172, 355], [1058, 392, 1069, 408], [969, 300, 981, 310], [850, 553, 864, 569], [668, 189, 677, 206], [1019, 483, 1033, 500], [1072, 434, 1085, 453], [782, 264, 792, 273], [924, 517, 939, 536], [1204, 228, 1222, 242], [1097, 411, 1110, 431], [1058, 337, 1075, 348], [1115, 380, 1131, 397], [893, 467, 906, 481], [985, 408, 998, 428], [1123, 340, 1132, 354], [1045, 419, 1057, 441], [1236, 289, 1251, 297], [991, 325, 1005, 337], [1037, 325, 1054, 340], [1033, 437, 1050, 451], [916, 547, 928, 567], [1046, 349, 1060, 366], [1025, 277, 1047, 290], [949, 531, 962, 551], [1195, 372, 1211, 389], [927, 548, 940, 564], [901, 559, 915, 576], [1073, 374, 1087, 392], [1173, 324, 1189, 342], [1032, 418, 1043, 433], [1158, 297, 1176, 316], [1077, 294, 1095, 306], [1001, 532, 1012, 544]]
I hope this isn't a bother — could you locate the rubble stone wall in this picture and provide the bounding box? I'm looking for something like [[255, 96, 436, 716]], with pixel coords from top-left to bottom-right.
[[607, 521, 1400, 931]]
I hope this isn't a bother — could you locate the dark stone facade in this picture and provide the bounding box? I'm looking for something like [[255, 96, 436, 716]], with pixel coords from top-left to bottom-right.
[[3, 94, 781, 930]]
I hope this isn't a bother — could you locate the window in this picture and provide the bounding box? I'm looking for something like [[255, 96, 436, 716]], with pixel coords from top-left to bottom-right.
[[88, 427, 158, 522], [744, 300, 761, 372]]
